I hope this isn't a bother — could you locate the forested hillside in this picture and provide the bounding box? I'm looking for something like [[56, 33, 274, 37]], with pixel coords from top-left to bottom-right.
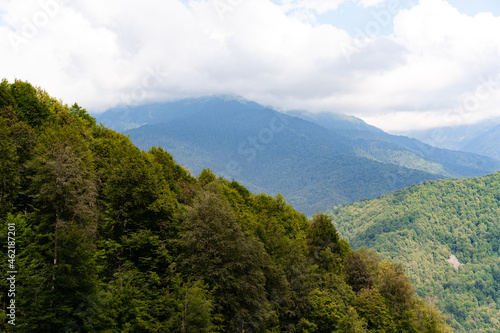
[[0, 79, 453, 332], [329, 173, 500, 332], [97, 97, 499, 214]]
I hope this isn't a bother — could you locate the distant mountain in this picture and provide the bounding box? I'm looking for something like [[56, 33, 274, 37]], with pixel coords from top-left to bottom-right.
[[96, 97, 499, 214], [400, 117, 500, 160], [328, 171, 500, 332], [288, 110, 384, 133], [461, 124, 500, 160], [292, 111, 499, 178]]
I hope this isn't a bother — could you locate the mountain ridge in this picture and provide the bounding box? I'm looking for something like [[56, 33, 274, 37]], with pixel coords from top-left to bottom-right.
[[399, 117, 500, 160], [96, 96, 499, 214]]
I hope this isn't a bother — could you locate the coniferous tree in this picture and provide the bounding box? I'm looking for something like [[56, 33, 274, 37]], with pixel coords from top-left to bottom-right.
[[181, 191, 271, 332], [346, 252, 373, 293], [22, 115, 98, 331], [307, 213, 343, 272], [0, 116, 18, 216]]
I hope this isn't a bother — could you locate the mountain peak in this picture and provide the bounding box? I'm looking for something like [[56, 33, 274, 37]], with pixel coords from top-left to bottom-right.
[[96, 96, 499, 214]]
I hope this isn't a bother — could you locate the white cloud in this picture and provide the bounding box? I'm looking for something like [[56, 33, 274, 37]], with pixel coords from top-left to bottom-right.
[[273, 0, 346, 14], [358, 0, 390, 8], [365, 0, 500, 130], [0, 0, 499, 132], [274, 0, 391, 13]]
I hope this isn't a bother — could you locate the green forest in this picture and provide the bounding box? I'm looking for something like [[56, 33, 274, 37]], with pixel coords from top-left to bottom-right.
[[0, 79, 453, 332], [329, 174, 500, 332]]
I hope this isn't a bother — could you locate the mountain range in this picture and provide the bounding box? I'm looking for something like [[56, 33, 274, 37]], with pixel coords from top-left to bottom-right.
[[96, 96, 500, 214], [400, 117, 500, 160]]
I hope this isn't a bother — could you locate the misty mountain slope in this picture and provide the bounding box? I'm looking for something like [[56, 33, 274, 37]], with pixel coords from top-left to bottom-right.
[[288, 110, 385, 133], [96, 97, 499, 214], [328, 171, 500, 332], [354, 130, 498, 177], [291, 111, 499, 177], [400, 117, 500, 160], [462, 124, 500, 160], [123, 102, 438, 214]]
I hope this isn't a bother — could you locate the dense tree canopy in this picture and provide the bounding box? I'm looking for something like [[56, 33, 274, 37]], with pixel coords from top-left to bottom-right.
[[329, 174, 500, 332], [0, 80, 451, 332]]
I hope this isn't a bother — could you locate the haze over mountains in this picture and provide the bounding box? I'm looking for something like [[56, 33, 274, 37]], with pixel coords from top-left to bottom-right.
[[96, 96, 500, 214], [400, 118, 500, 161]]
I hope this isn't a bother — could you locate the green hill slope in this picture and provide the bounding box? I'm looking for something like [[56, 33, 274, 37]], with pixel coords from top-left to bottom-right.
[[329, 172, 500, 332], [0, 79, 452, 332]]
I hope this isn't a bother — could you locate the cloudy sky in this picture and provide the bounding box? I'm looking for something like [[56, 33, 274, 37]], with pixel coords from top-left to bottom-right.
[[1, 0, 499, 132]]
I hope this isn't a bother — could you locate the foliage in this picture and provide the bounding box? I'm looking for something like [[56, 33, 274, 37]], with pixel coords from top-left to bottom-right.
[[329, 173, 500, 332], [345, 253, 373, 293], [0, 80, 451, 332]]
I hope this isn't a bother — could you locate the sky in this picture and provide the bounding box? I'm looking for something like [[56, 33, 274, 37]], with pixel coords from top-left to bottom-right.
[[1, 0, 500, 132]]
